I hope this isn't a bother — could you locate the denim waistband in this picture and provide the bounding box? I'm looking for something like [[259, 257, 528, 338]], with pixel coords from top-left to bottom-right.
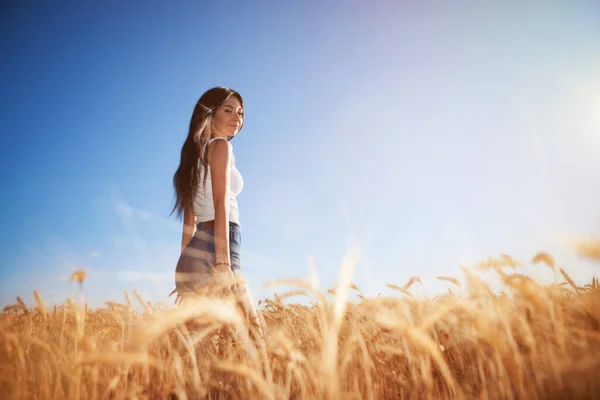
[[196, 220, 241, 231]]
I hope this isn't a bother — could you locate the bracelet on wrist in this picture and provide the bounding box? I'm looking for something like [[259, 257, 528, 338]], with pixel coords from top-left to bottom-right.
[[215, 262, 231, 267]]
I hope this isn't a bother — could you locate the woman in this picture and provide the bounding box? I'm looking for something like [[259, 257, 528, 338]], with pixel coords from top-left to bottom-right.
[[170, 87, 259, 329]]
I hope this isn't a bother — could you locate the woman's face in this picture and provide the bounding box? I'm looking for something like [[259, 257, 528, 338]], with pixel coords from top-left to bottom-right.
[[212, 96, 244, 138]]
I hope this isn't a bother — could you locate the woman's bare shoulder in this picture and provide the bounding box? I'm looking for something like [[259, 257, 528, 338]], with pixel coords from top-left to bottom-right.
[[207, 138, 231, 164]]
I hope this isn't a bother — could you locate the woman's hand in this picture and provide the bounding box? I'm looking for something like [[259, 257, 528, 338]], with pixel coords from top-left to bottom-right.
[[214, 262, 236, 293]]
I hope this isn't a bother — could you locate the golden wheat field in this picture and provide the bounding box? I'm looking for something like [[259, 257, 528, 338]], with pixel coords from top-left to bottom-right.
[[2, 249, 600, 400]]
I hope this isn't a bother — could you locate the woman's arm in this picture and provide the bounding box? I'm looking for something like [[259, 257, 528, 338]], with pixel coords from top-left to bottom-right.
[[208, 139, 232, 269], [181, 205, 195, 252]]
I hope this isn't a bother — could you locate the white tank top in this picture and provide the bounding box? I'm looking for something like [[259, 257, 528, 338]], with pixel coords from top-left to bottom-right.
[[193, 137, 244, 225]]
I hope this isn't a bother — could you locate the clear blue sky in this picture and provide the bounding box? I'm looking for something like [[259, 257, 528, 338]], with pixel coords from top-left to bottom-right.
[[1, 1, 599, 308]]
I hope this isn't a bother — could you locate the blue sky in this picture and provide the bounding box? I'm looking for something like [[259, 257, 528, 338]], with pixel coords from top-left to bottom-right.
[[1, 1, 599, 308]]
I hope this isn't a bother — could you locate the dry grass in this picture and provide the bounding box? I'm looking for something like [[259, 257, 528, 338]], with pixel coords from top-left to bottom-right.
[[1, 252, 600, 399]]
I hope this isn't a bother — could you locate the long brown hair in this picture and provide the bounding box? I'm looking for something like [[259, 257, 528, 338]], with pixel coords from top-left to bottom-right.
[[171, 87, 244, 219]]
